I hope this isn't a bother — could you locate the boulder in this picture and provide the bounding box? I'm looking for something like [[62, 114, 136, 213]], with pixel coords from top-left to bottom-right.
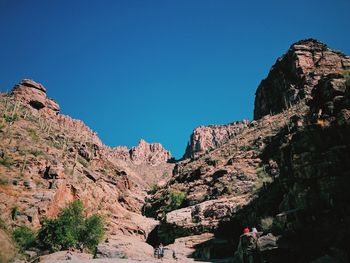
[[95, 237, 154, 260]]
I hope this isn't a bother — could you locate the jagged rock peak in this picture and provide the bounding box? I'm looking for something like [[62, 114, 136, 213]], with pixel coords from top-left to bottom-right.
[[11, 79, 60, 116], [111, 139, 173, 165], [183, 120, 250, 159], [130, 139, 173, 165], [254, 39, 350, 120]]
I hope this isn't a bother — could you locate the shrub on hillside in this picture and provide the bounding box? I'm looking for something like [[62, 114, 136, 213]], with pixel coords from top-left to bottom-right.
[[343, 70, 350, 87], [38, 200, 105, 252], [13, 225, 36, 251], [164, 191, 186, 212], [0, 155, 14, 168], [260, 216, 274, 232]]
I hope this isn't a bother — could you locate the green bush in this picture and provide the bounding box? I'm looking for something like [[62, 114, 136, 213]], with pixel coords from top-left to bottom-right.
[[164, 191, 186, 212], [38, 200, 105, 252], [11, 207, 18, 220], [30, 149, 44, 157], [343, 70, 350, 87], [0, 155, 14, 168], [148, 184, 159, 194], [0, 177, 9, 185], [82, 214, 105, 250], [4, 113, 18, 123], [78, 156, 88, 168], [13, 225, 36, 251], [27, 129, 39, 142]]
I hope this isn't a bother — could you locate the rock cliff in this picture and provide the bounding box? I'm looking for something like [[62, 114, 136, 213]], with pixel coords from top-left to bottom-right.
[[145, 40, 350, 262], [254, 39, 350, 119], [183, 120, 250, 159], [110, 139, 173, 166]]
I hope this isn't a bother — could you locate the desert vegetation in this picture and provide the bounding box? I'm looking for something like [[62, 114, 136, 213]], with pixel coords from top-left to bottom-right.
[[11, 201, 105, 254]]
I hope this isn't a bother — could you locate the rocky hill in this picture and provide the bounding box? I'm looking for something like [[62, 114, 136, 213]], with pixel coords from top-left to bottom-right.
[[1, 39, 350, 263], [144, 39, 350, 262], [0, 80, 174, 261]]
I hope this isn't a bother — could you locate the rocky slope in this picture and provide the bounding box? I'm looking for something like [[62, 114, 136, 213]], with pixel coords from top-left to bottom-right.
[[254, 39, 350, 119], [145, 39, 350, 262], [0, 80, 174, 261]]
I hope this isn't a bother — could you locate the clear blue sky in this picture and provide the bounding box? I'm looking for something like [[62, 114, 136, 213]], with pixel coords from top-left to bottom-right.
[[1, 0, 349, 158]]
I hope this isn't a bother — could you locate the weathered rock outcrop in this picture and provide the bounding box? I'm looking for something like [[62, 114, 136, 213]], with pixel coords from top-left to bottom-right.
[[12, 79, 60, 116], [183, 120, 250, 159], [109, 139, 173, 166], [130, 139, 173, 165], [254, 39, 350, 119]]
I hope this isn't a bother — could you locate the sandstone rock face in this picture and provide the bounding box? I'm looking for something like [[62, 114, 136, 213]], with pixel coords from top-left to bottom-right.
[[130, 139, 172, 165], [12, 79, 60, 115], [96, 236, 155, 260], [183, 120, 250, 159], [110, 146, 130, 162], [254, 39, 350, 119], [230, 72, 350, 262], [163, 197, 246, 238], [110, 139, 173, 166]]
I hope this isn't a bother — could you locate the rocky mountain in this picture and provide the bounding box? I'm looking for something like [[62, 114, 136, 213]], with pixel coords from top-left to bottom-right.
[[254, 39, 350, 119], [1, 39, 350, 263], [144, 39, 350, 262], [0, 80, 174, 261], [182, 120, 250, 159]]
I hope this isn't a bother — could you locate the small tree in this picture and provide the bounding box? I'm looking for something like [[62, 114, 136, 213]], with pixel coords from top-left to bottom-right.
[[13, 225, 36, 251], [164, 191, 186, 212], [38, 200, 105, 252], [81, 214, 105, 250]]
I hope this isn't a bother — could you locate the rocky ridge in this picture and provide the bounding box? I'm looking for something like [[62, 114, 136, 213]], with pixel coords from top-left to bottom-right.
[[145, 39, 350, 262], [110, 139, 173, 166], [0, 80, 174, 260], [254, 39, 350, 119]]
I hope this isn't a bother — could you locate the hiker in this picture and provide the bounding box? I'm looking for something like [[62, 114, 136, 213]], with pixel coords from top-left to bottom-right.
[[154, 246, 159, 258], [158, 243, 164, 260], [243, 227, 250, 234], [172, 249, 178, 260], [252, 227, 258, 237]]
